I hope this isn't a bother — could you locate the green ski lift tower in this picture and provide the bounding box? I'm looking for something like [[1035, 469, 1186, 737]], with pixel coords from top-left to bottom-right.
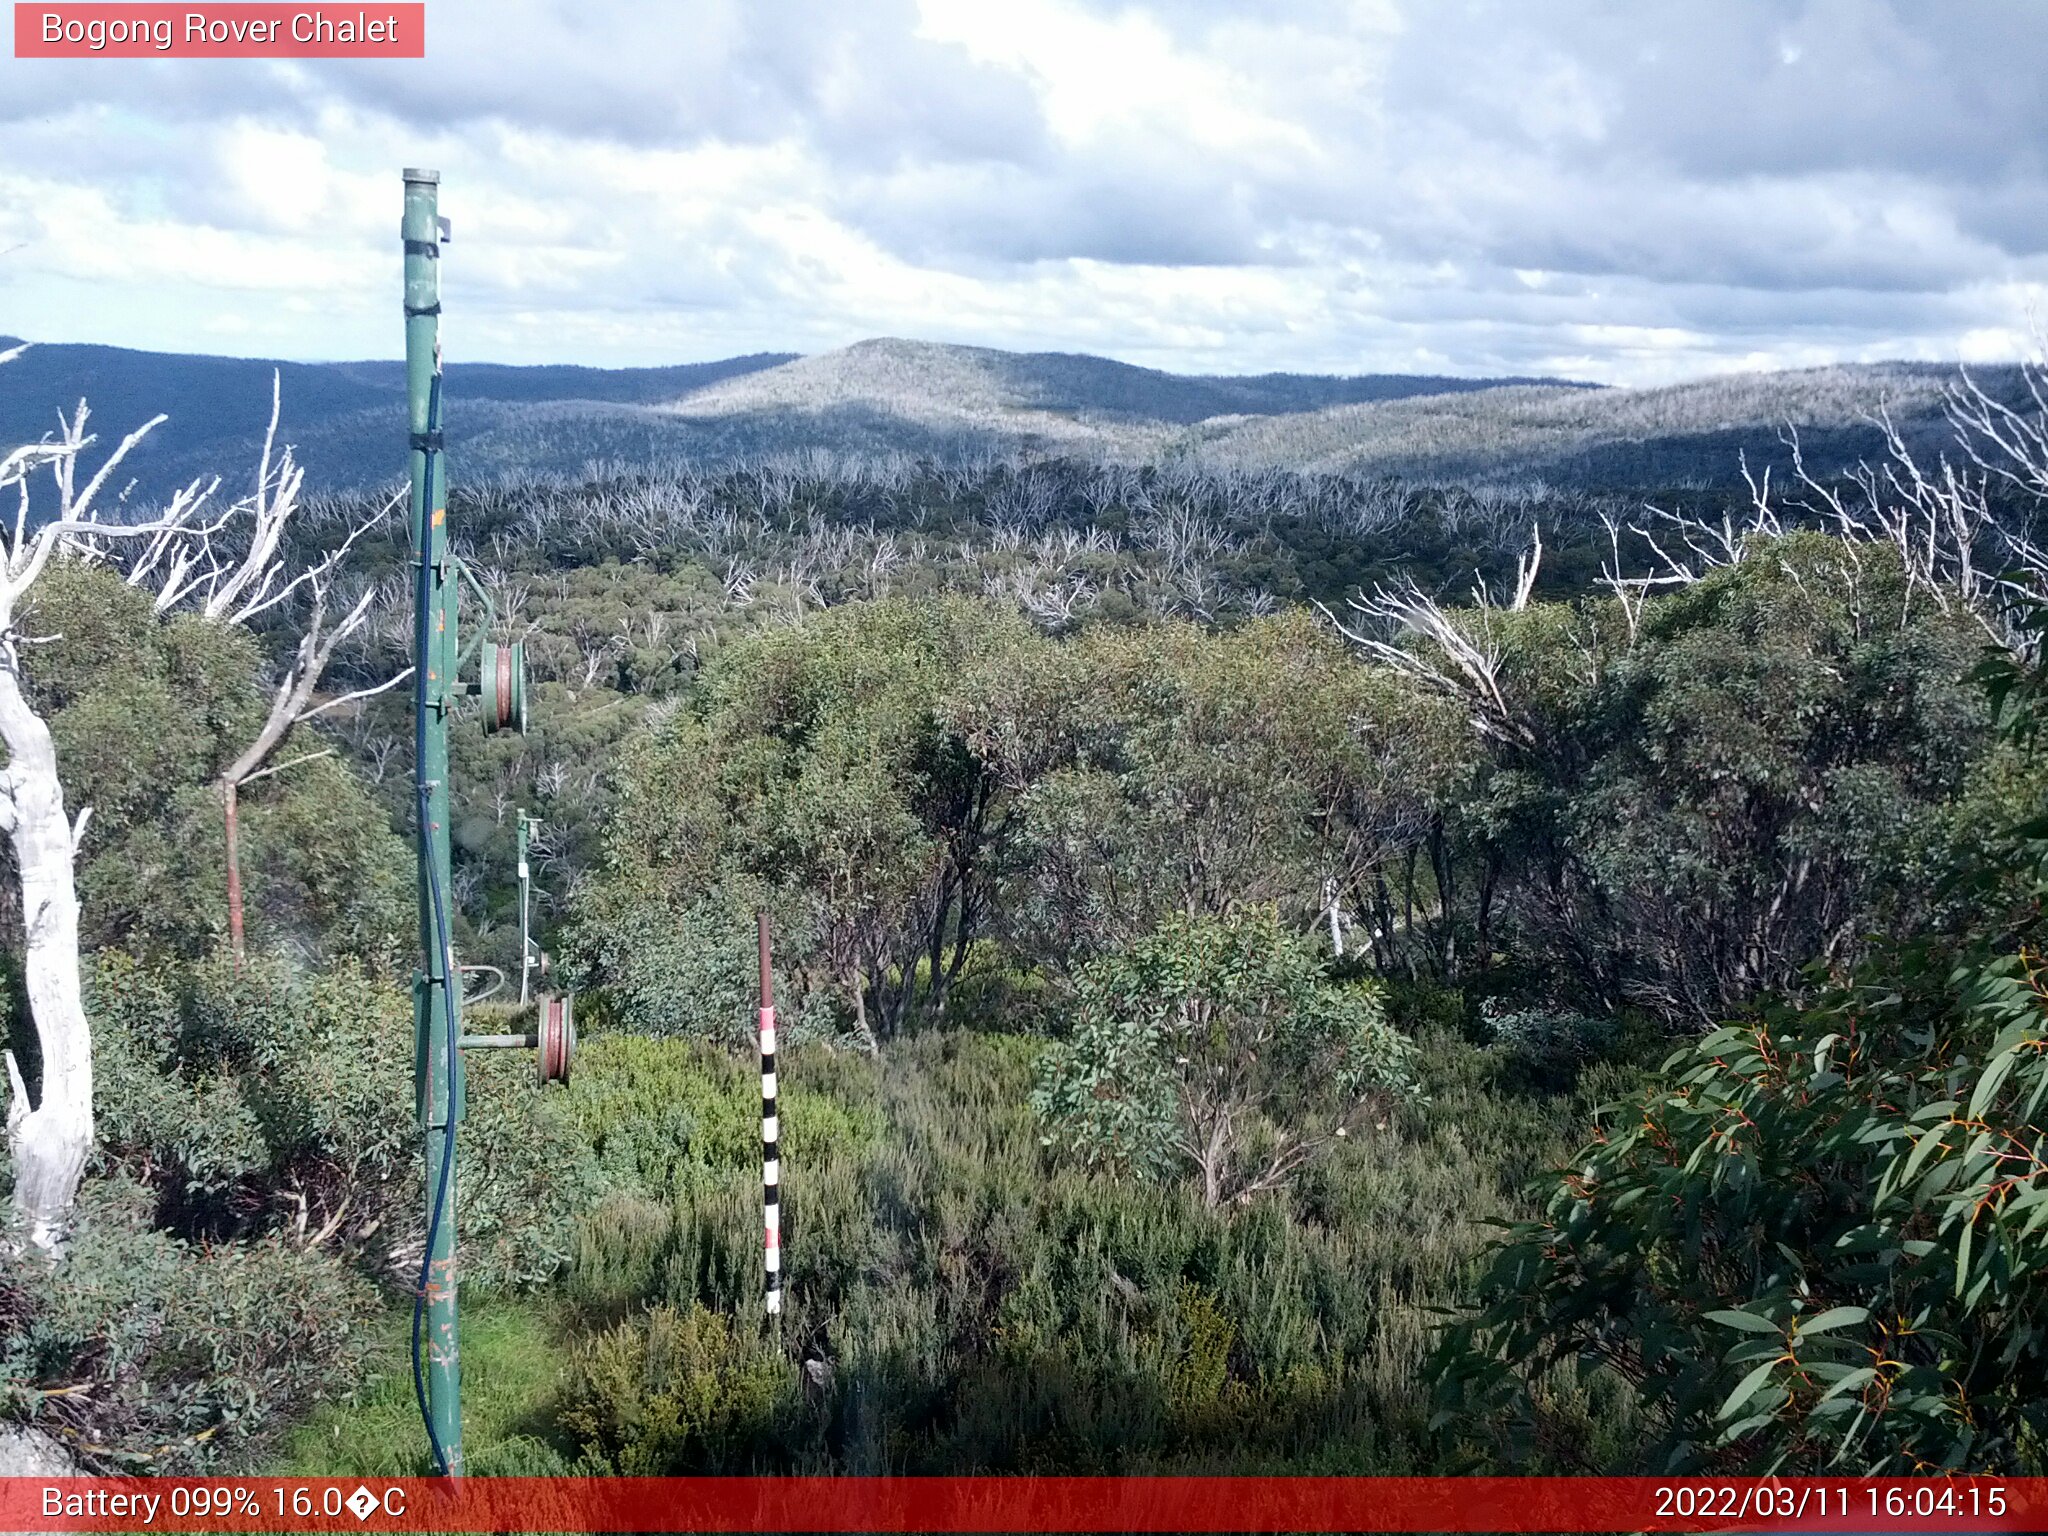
[[403, 168, 567, 1477]]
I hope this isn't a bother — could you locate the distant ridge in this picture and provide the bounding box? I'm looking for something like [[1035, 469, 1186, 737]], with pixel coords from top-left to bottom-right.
[[663, 337, 1582, 426], [0, 333, 2007, 496], [1175, 361, 1986, 484], [0, 337, 797, 497]]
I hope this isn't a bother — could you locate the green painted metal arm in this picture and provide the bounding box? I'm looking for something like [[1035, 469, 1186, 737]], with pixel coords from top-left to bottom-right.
[[453, 555, 497, 672]]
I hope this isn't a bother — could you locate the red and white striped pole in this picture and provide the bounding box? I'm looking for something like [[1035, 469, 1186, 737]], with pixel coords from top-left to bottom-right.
[[757, 913, 782, 1318]]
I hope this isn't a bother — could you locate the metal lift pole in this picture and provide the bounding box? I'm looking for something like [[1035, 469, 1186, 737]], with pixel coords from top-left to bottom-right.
[[403, 165, 463, 1476]]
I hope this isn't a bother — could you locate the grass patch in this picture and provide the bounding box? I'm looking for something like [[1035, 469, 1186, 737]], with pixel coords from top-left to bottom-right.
[[277, 1297, 574, 1476]]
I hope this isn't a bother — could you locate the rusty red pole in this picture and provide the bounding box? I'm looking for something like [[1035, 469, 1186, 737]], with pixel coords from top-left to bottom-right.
[[223, 778, 245, 969]]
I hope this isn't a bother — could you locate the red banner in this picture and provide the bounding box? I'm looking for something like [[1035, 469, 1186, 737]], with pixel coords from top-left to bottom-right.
[[2, 1476, 2041, 1532], [13, 4, 424, 58]]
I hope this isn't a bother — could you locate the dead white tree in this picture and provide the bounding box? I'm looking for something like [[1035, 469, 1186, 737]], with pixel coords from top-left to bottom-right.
[[112, 377, 411, 965], [0, 367, 224, 1253], [1330, 357, 2048, 765], [1319, 524, 1545, 747], [1595, 509, 1691, 646], [3, 362, 405, 1249], [212, 577, 409, 967], [1617, 358, 2048, 649]]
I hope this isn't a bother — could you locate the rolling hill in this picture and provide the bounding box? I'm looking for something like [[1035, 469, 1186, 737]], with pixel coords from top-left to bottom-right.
[[0, 339, 797, 500], [0, 333, 2007, 499], [0, 335, 1578, 497], [1174, 362, 1981, 485]]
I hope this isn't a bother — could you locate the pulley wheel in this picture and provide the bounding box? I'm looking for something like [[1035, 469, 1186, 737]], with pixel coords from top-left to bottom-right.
[[536, 992, 575, 1085], [481, 640, 527, 735]]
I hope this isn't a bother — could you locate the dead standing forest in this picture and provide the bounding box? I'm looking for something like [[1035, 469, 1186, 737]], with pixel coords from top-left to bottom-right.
[[5, 347, 2048, 1477]]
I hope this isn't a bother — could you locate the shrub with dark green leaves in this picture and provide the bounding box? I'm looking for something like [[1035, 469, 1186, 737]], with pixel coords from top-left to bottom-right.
[[562, 891, 838, 1048], [1, 1176, 374, 1471], [1477, 999, 1621, 1088], [1436, 624, 2048, 1474], [89, 950, 598, 1292], [457, 1046, 610, 1292], [1032, 907, 1419, 1207], [91, 951, 413, 1241], [1439, 967, 2048, 1471], [22, 562, 411, 965]]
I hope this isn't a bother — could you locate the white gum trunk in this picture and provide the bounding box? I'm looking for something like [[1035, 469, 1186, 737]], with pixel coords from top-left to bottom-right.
[[0, 666, 92, 1255]]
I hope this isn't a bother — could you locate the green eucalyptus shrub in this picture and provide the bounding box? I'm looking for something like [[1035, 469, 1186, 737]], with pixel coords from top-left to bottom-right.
[[1437, 615, 2048, 1474], [88, 950, 597, 1292], [1, 1176, 374, 1472], [22, 562, 410, 965], [1477, 998, 1624, 1089], [90, 951, 413, 1242], [1439, 956, 2048, 1472], [562, 894, 842, 1048], [457, 1046, 608, 1292], [1032, 907, 1419, 1207]]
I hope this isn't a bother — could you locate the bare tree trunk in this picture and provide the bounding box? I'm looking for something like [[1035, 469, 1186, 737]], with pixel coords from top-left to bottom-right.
[[1190, 1103, 1232, 1209], [847, 971, 879, 1055], [0, 666, 92, 1254], [209, 597, 410, 965]]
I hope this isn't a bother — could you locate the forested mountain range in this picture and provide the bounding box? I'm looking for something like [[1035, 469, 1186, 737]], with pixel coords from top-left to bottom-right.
[[7, 332, 2006, 499]]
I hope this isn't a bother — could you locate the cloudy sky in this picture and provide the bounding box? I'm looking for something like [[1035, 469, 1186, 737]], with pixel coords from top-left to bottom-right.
[[2, 0, 2044, 385]]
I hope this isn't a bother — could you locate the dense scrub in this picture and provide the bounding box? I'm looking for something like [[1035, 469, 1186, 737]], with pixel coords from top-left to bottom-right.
[[298, 452, 2035, 996], [279, 1013, 1637, 1476], [567, 544, 2007, 1049], [7, 392, 2048, 1475], [1438, 618, 2048, 1474], [4, 563, 410, 964]]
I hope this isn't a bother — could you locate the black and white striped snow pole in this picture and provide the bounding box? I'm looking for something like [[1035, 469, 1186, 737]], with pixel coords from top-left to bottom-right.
[[757, 914, 782, 1317]]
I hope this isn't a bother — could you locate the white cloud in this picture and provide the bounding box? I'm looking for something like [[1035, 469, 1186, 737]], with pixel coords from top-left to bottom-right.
[[1, 0, 2044, 383], [916, 0, 1319, 164]]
